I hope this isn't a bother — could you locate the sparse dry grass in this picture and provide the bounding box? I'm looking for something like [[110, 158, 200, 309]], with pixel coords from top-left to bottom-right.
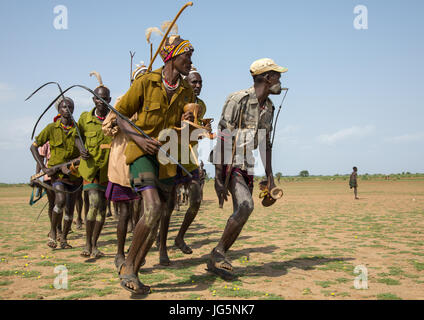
[[0, 178, 423, 300]]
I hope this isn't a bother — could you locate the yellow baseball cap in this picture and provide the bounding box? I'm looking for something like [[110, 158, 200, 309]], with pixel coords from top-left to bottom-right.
[[250, 58, 288, 76]]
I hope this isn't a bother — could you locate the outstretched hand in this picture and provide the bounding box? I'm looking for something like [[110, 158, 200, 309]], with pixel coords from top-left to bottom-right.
[[182, 111, 194, 122], [267, 176, 276, 192], [42, 167, 57, 178]]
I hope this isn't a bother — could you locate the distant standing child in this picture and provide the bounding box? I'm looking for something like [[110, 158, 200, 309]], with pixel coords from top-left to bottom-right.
[[349, 167, 359, 200]]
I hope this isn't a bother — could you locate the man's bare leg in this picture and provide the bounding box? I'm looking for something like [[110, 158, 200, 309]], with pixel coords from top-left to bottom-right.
[[74, 188, 83, 229], [91, 191, 106, 258], [209, 174, 253, 276], [113, 201, 120, 221], [133, 198, 143, 225], [158, 186, 176, 265], [81, 190, 100, 257], [48, 184, 68, 248], [115, 201, 132, 267], [106, 199, 112, 218], [60, 191, 76, 249], [46, 188, 57, 236], [118, 188, 162, 293], [127, 205, 134, 233], [83, 190, 89, 224], [175, 180, 201, 255]]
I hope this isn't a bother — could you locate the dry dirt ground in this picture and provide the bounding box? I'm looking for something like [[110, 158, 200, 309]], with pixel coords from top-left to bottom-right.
[[0, 179, 423, 300]]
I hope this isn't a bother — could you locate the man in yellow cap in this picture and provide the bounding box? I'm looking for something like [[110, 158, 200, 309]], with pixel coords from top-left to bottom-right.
[[208, 58, 287, 280]]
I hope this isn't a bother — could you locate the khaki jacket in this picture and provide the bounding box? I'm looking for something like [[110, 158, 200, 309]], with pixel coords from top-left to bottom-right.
[[215, 87, 274, 172], [114, 67, 195, 179]]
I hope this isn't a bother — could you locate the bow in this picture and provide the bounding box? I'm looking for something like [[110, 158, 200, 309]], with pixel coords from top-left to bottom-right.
[[270, 88, 289, 148], [25, 82, 88, 157], [40, 84, 193, 178], [147, 2, 193, 72]]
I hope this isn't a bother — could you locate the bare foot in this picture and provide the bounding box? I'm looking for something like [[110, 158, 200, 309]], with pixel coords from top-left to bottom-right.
[[175, 238, 193, 254]]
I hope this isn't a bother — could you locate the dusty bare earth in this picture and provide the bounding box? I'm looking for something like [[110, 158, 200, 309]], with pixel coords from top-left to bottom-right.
[[0, 178, 423, 300]]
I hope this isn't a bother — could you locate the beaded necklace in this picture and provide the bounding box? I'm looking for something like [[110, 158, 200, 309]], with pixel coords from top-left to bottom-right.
[[95, 109, 106, 121], [54, 114, 73, 130], [162, 70, 180, 91], [60, 121, 73, 131]]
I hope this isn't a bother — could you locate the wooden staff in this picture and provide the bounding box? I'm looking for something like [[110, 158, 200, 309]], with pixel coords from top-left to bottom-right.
[[147, 2, 193, 72]]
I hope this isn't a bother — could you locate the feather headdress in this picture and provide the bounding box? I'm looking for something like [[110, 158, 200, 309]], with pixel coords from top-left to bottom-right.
[[189, 65, 199, 75], [89, 71, 104, 87], [132, 61, 148, 81], [145, 27, 163, 44], [161, 21, 179, 44]]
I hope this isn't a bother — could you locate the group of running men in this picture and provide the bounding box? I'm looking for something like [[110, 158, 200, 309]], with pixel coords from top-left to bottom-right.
[[30, 31, 288, 295]]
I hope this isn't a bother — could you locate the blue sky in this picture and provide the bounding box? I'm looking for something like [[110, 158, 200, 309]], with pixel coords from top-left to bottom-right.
[[0, 0, 423, 183]]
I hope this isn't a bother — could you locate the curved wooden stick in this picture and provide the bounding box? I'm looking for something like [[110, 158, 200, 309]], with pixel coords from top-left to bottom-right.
[[147, 2, 193, 72]]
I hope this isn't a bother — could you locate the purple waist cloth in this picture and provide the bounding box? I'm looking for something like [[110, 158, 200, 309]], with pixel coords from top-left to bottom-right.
[[222, 165, 254, 190], [105, 182, 140, 202]]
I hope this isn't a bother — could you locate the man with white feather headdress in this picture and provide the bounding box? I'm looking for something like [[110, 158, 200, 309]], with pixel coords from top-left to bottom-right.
[[77, 71, 112, 259], [112, 21, 196, 295]]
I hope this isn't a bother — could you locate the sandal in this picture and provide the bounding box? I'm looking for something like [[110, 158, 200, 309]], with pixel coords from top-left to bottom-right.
[[60, 241, 72, 249], [118, 263, 150, 295], [206, 248, 236, 281], [91, 248, 105, 259], [47, 237, 57, 249], [80, 248, 91, 257]]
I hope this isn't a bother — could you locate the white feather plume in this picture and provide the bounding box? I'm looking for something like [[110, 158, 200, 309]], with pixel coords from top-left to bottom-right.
[[145, 27, 163, 44], [161, 21, 178, 35], [89, 71, 103, 87]]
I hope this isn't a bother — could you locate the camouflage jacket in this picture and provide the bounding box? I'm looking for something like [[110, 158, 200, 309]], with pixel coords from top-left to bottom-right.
[[213, 87, 274, 173]]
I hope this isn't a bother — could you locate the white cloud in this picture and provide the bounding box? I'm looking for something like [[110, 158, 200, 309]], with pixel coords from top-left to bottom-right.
[[317, 125, 375, 145], [386, 132, 424, 143]]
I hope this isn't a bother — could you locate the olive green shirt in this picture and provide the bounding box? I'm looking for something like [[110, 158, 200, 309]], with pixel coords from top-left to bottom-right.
[[114, 67, 195, 179], [35, 121, 80, 168], [77, 108, 112, 184]]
